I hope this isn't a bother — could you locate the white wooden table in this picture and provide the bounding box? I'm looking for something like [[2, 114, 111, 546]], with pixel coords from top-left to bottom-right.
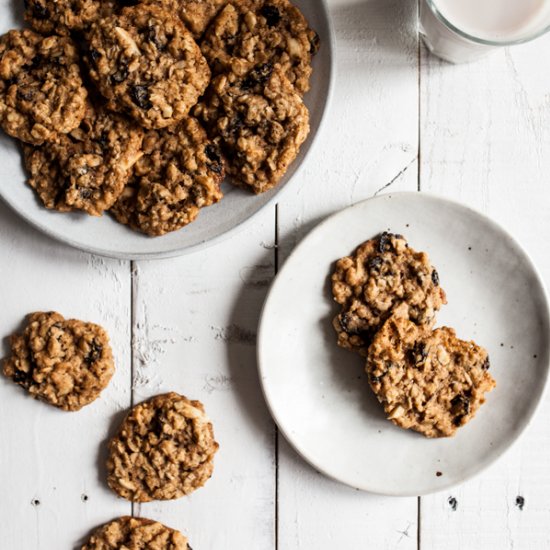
[[1, 0, 550, 548]]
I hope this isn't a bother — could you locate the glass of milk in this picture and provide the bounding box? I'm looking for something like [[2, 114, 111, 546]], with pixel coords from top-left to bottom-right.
[[420, 0, 550, 63]]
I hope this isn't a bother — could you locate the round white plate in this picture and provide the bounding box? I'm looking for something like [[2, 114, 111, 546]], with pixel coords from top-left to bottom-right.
[[258, 192, 550, 496], [0, 0, 334, 260]]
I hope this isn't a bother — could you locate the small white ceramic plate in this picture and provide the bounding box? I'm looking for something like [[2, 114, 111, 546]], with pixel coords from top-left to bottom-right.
[[258, 192, 550, 496], [0, 0, 334, 260]]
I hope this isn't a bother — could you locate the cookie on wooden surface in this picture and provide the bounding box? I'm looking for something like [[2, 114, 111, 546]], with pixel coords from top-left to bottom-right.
[[82, 516, 189, 549], [107, 392, 219, 502], [3, 311, 115, 411]]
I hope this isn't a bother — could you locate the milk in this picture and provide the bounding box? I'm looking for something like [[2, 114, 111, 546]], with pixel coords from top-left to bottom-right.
[[420, 0, 550, 63]]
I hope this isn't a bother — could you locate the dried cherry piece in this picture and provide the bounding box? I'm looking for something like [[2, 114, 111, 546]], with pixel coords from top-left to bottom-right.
[[241, 63, 273, 90], [260, 5, 281, 27], [130, 85, 152, 110], [85, 341, 103, 364]]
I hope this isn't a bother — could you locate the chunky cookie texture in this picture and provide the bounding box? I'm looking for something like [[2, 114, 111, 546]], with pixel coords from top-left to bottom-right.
[[141, 0, 228, 38], [366, 304, 496, 438], [0, 30, 88, 145], [3, 312, 115, 411], [107, 392, 219, 502], [24, 0, 116, 36], [201, 0, 319, 94], [111, 116, 224, 236], [331, 232, 447, 357], [23, 102, 144, 216], [195, 64, 309, 194], [86, 5, 210, 129], [82, 516, 189, 550]]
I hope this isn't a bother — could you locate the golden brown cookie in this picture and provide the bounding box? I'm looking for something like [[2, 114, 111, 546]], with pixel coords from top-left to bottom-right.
[[85, 5, 210, 129], [0, 30, 88, 145], [331, 233, 447, 357], [141, 0, 228, 39], [3, 312, 115, 411], [23, 102, 144, 216], [366, 304, 496, 438], [201, 0, 319, 94], [107, 392, 219, 502], [82, 516, 189, 550], [24, 0, 116, 36], [194, 64, 309, 194], [111, 116, 224, 236]]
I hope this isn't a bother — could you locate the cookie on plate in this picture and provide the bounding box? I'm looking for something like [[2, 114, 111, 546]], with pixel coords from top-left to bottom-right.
[[331, 232, 447, 357], [366, 304, 496, 438], [107, 392, 219, 502], [82, 516, 189, 550], [86, 5, 210, 129], [23, 102, 144, 216], [3, 312, 115, 411], [24, 0, 116, 36], [0, 30, 88, 145], [194, 64, 309, 194], [111, 116, 224, 236], [201, 0, 319, 94], [141, 0, 228, 39]]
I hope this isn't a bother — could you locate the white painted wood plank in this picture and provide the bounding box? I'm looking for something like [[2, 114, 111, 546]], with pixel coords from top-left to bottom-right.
[[420, 36, 550, 549], [131, 209, 276, 549], [277, 1, 420, 548], [0, 202, 132, 548]]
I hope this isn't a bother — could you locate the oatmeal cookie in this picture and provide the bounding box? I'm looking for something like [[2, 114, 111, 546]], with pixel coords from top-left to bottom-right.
[[0, 30, 88, 145], [23, 102, 143, 216], [107, 392, 219, 502], [331, 232, 447, 356], [194, 64, 309, 194], [3, 312, 114, 411], [86, 5, 210, 129], [111, 116, 223, 236], [366, 304, 496, 438], [25, 0, 117, 36], [141, 0, 228, 39], [201, 0, 319, 94], [82, 516, 189, 550]]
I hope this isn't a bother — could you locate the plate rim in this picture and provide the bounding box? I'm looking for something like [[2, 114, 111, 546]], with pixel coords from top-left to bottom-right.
[[257, 191, 550, 496], [0, 0, 336, 261]]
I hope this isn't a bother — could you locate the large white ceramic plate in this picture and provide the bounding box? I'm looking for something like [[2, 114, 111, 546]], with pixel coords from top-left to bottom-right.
[[258, 192, 550, 496], [0, 0, 334, 260]]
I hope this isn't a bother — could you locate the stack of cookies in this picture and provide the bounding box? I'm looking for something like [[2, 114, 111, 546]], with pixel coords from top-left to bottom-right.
[[0, 0, 319, 236], [2, 312, 218, 548], [331, 232, 496, 438]]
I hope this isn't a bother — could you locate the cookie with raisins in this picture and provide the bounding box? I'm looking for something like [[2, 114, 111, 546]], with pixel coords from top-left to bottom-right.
[[201, 0, 319, 95], [111, 116, 224, 236], [25, 0, 116, 36], [3, 312, 115, 411], [82, 516, 190, 549], [86, 5, 210, 129], [331, 232, 447, 356], [194, 64, 309, 194], [0, 30, 88, 145], [23, 102, 143, 216], [107, 392, 218, 501], [366, 304, 496, 438]]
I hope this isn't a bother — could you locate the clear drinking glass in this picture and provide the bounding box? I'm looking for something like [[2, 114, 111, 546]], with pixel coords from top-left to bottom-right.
[[419, 0, 550, 63]]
